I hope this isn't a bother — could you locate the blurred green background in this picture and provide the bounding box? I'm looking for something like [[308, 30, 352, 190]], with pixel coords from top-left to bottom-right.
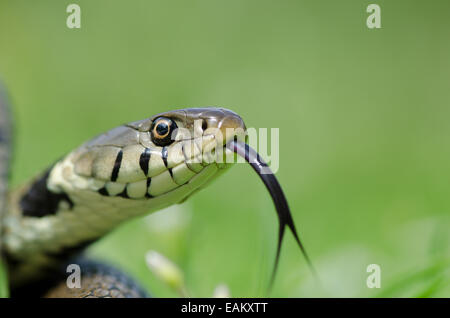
[[1, 0, 450, 297]]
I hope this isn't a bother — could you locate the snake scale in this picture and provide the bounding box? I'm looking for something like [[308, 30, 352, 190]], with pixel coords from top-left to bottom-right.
[[0, 83, 312, 298]]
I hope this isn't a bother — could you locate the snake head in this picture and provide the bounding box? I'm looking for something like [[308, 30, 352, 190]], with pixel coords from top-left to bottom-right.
[[45, 108, 246, 215]]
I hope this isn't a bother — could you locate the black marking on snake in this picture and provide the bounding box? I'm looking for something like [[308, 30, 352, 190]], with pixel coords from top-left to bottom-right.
[[161, 146, 174, 178], [161, 146, 168, 167], [20, 168, 74, 218], [111, 150, 123, 182], [139, 148, 151, 176], [226, 140, 318, 290], [98, 187, 109, 196], [117, 187, 129, 199], [145, 178, 153, 198]]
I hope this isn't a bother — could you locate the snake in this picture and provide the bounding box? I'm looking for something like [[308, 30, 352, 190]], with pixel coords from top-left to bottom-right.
[[0, 83, 313, 298]]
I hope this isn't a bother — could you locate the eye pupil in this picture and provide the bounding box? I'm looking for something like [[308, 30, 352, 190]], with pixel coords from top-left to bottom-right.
[[156, 122, 169, 136], [150, 117, 177, 147]]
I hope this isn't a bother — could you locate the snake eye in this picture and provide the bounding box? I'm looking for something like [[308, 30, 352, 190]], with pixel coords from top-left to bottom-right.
[[150, 117, 177, 146]]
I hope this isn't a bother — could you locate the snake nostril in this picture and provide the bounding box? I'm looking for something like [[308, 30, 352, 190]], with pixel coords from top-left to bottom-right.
[[202, 120, 208, 131]]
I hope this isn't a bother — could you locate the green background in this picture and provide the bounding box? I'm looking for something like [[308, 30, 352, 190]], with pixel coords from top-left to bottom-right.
[[1, 0, 449, 297]]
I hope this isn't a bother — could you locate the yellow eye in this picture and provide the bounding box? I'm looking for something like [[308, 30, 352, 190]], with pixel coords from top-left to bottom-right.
[[153, 120, 170, 138], [150, 117, 177, 146]]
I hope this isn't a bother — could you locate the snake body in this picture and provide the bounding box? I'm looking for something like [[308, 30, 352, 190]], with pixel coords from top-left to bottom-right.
[[1, 100, 246, 296]]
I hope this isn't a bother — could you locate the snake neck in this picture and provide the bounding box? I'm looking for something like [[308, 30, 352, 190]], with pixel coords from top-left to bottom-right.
[[3, 158, 225, 288], [2, 167, 141, 287]]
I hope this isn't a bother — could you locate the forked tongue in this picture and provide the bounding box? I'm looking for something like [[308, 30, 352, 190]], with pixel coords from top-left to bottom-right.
[[226, 140, 317, 290]]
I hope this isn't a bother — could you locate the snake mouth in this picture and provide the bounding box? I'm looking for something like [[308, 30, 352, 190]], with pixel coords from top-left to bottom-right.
[[226, 140, 317, 288]]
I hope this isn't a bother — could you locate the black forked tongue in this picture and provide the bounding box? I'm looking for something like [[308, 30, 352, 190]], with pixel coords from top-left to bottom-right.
[[226, 140, 317, 290]]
